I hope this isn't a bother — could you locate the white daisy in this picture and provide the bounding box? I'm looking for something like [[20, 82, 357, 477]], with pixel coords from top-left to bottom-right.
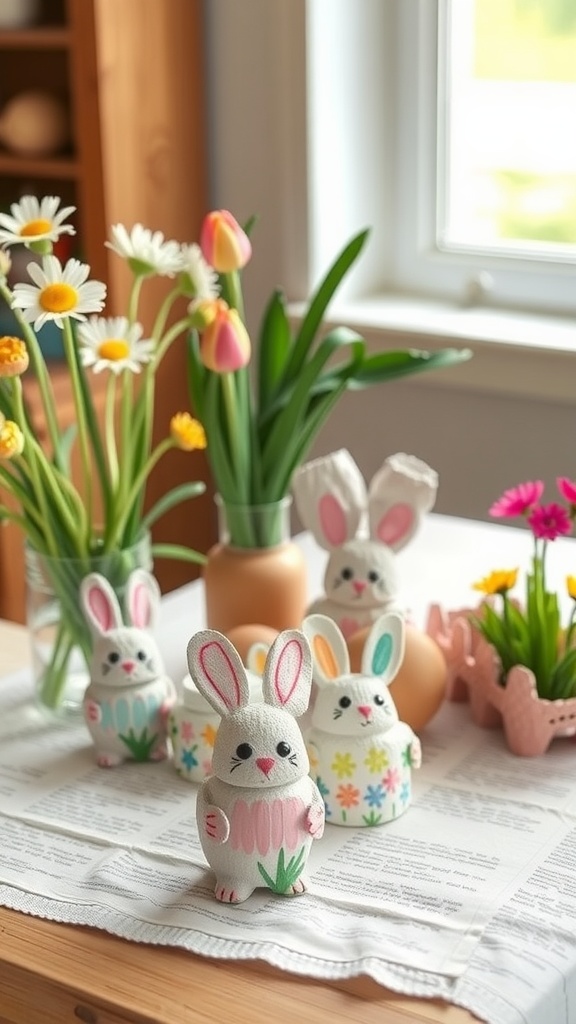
[[0, 195, 75, 248], [180, 243, 219, 301], [77, 316, 154, 375], [11, 255, 106, 330], [106, 223, 183, 277]]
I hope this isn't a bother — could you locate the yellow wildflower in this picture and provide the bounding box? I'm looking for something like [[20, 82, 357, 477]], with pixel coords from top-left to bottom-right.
[[472, 569, 518, 596], [170, 413, 207, 451], [567, 576, 576, 601], [0, 336, 29, 377], [0, 419, 24, 458]]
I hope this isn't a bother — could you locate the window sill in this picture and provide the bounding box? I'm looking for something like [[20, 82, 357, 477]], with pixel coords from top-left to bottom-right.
[[289, 295, 576, 404]]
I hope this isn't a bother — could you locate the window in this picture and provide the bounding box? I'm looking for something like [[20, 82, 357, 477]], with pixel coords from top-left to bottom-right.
[[393, 0, 576, 314]]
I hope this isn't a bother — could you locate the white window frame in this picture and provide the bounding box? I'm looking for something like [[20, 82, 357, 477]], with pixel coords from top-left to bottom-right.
[[393, 0, 576, 315], [205, 0, 576, 404]]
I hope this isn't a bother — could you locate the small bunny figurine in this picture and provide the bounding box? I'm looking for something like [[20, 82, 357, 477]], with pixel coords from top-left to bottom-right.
[[187, 628, 325, 904], [80, 569, 176, 767], [293, 450, 438, 638], [302, 611, 421, 827]]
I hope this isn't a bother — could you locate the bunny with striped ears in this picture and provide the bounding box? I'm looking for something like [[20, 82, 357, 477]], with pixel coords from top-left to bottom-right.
[[187, 628, 324, 904]]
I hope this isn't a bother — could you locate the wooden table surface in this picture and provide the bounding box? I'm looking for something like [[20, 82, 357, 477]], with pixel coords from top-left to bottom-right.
[[0, 618, 477, 1024]]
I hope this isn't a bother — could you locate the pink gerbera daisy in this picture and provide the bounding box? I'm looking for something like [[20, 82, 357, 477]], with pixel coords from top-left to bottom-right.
[[557, 477, 576, 505], [527, 502, 572, 541], [489, 481, 544, 519]]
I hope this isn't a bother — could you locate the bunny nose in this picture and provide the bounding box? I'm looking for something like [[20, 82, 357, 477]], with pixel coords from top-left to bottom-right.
[[358, 705, 372, 720], [256, 757, 275, 777], [353, 581, 366, 595], [122, 660, 136, 673]]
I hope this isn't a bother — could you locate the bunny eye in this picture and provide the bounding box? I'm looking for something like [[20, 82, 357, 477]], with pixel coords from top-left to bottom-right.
[[107, 652, 120, 665], [137, 650, 147, 662], [276, 741, 291, 758], [338, 696, 351, 709], [235, 743, 253, 760], [367, 570, 380, 583], [374, 694, 385, 706], [340, 567, 354, 581]]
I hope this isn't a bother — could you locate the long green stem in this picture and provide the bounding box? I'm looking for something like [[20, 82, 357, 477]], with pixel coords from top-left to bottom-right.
[[221, 372, 248, 502], [106, 438, 173, 548], [105, 372, 119, 489], [61, 318, 92, 540]]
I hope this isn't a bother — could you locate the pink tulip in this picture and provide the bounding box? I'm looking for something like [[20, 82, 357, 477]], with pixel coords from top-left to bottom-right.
[[200, 301, 251, 372], [200, 210, 252, 273]]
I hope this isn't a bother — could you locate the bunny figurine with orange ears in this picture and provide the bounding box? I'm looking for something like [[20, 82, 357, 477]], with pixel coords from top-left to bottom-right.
[[80, 569, 176, 767], [293, 450, 438, 639], [187, 628, 325, 904], [302, 611, 421, 827]]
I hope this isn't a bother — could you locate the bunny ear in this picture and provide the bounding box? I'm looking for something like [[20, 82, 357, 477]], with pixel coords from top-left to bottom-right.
[[187, 630, 250, 718], [124, 570, 161, 629], [292, 449, 367, 550], [362, 611, 405, 686], [368, 453, 438, 551], [246, 641, 271, 677], [301, 613, 350, 686], [80, 573, 124, 636], [262, 630, 312, 717]]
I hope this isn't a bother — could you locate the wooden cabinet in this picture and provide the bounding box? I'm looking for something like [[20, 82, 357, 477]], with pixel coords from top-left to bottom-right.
[[0, 0, 215, 623]]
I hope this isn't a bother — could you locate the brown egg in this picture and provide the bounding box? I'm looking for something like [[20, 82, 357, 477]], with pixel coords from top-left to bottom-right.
[[347, 623, 447, 732], [225, 624, 279, 668]]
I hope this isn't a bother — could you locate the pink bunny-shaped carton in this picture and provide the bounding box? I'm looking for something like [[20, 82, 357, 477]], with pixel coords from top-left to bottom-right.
[[187, 628, 325, 904], [303, 611, 421, 827], [80, 569, 176, 767], [293, 450, 438, 639]]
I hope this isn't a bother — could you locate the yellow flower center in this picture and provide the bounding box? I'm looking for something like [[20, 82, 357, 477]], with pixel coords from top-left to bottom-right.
[[40, 283, 78, 313], [0, 336, 29, 377], [20, 218, 52, 237], [98, 339, 130, 361]]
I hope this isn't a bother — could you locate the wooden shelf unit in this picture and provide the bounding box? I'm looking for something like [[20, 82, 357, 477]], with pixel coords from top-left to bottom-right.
[[0, 0, 214, 623]]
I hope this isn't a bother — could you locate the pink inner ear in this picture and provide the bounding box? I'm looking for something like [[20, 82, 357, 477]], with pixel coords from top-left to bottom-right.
[[274, 638, 303, 705], [88, 588, 114, 632], [376, 503, 415, 546], [130, 584, 150, 628], [199, 641, 242, 711], [319, 493, 347, 546]]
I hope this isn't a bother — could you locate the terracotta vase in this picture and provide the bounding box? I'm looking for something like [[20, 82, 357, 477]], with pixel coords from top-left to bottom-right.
[[427, 604, 576, 756], [203, 496, 308, 634]]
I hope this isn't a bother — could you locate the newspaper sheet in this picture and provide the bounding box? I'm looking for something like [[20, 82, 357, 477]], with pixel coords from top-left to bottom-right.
[[1, 667, 575, 1024]]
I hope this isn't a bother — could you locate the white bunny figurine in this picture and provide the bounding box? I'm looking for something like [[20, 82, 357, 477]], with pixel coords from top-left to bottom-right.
[[302, 611, 421, 827], [293, 449, 438, 638], [80, 569, 176, 767], [187, 628, 325, 904]]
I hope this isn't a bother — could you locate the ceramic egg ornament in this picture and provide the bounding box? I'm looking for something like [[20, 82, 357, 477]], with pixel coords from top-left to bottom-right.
[[187, 628, 325, 904], [293, 450, 438, 639], [303, 611, 422, 827], [347, 623, 447, 732], [80, 570, 176, 767]]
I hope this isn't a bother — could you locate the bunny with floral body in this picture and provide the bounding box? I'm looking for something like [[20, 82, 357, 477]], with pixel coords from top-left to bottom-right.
[[303, 611, 421, 827], [187, 628, 325, 904], [293, 450, 438, 639], [80, 569, 176, 767]]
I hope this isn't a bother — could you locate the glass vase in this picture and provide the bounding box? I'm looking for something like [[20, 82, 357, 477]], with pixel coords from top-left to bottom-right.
[[203, 496, 308, 634], [25, 532, 153, 718]]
